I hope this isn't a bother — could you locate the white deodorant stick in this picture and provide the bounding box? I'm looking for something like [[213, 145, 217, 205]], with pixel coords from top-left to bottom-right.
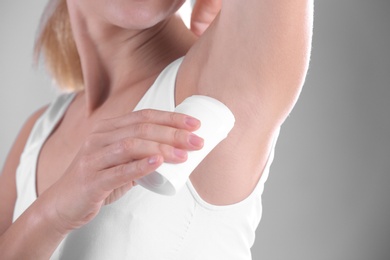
[[136, 95, 235, 195]]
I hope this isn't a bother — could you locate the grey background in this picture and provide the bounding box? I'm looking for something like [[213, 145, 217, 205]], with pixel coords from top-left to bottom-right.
[[1, 1, 389, 259]]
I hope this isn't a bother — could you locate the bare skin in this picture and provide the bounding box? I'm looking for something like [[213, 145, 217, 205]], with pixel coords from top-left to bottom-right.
[[0, 0, 313, 258]]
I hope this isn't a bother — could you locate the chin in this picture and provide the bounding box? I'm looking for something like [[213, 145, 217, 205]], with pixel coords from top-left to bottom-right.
[[107, 0, 185, 30]]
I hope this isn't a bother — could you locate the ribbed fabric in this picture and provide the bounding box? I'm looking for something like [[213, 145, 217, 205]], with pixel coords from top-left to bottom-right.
[[13, 58, 279, 260]]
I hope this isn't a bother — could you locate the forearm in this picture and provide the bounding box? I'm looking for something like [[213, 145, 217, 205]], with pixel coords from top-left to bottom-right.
[[0, 193, 68, 259]]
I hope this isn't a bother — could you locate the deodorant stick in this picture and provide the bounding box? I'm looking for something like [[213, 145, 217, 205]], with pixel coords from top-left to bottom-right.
[[136, 95, 236, 195]]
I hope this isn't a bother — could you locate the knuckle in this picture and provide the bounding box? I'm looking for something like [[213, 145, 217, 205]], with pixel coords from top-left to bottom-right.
[[118, 138, 136, 152], [114, 164, 126, 177], [91, 119, 106, 133], [173, 129, 182, 143], [134, 161, 146, 177], [78, 154, 93, 170], [138, 109, 154, 121], [111, 116, 127, 130], [157, 143, 170, 157], [83, 134, 98, 150], [157, 143, 165, 154], [170, 112, 180, 125], [112, 165, 129, 184], [115, 162, 146, 184], [134, 123, 152, 137]]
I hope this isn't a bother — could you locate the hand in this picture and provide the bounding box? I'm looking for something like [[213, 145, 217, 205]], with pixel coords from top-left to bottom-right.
[[191, 0, 222, 36], [41, 109, 203, 233]]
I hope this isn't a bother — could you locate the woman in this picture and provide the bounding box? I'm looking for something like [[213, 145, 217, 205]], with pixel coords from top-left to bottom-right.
[[0, 0, 313, 259]]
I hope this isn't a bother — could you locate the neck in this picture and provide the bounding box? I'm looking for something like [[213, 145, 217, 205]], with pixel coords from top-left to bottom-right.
[[67, 5, 196, 113]]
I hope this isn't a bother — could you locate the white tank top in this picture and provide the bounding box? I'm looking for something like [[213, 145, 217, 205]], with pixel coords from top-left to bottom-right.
[[13, 58, 279, 260]]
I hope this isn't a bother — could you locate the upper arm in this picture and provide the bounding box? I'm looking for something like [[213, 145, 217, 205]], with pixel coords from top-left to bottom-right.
[[180, 0, 314, 129], [0, 106, 47, 236], [176, 0, 313, 204]]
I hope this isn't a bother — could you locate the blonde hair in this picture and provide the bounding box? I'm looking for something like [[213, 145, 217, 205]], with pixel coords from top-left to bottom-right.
[[34, 0, 83, 91]]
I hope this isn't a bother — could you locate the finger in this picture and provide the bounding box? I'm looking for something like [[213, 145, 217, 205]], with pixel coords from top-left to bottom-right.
[[95, 123, 204, 151], [98, 155, 163, 192], [92, 109, 201, 134], [104, 182, 134, 205], [92, 137, 189, 170]]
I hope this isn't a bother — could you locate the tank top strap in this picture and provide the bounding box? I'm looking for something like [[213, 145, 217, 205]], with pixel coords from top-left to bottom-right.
[[23, 92, 76, 155], [134, 57, 184, 112], [13, 92, 76, 222]]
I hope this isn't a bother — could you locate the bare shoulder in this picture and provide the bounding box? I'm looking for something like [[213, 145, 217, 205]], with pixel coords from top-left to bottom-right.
[[0, 105, 48, 235], [176, 1, 313, 205]]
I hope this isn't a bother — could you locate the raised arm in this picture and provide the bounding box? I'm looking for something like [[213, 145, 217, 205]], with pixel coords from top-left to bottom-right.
[[177, 0, 314, 204], [182, 0, 313, 128]]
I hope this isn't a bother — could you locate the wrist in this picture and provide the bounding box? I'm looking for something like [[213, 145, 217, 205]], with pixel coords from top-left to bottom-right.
[[36, 189, 72, 237], [0, 192, 69, 259]]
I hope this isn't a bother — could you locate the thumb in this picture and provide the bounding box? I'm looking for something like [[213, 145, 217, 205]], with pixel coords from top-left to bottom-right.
[[190, 0, 222, 37]]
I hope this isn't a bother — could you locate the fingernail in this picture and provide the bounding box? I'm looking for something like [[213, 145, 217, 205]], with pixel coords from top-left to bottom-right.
[[148, 155, 159, 165], [174, 148, 188, 159], [185, 117, 200, 128], [189, 134, 204, 148]]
